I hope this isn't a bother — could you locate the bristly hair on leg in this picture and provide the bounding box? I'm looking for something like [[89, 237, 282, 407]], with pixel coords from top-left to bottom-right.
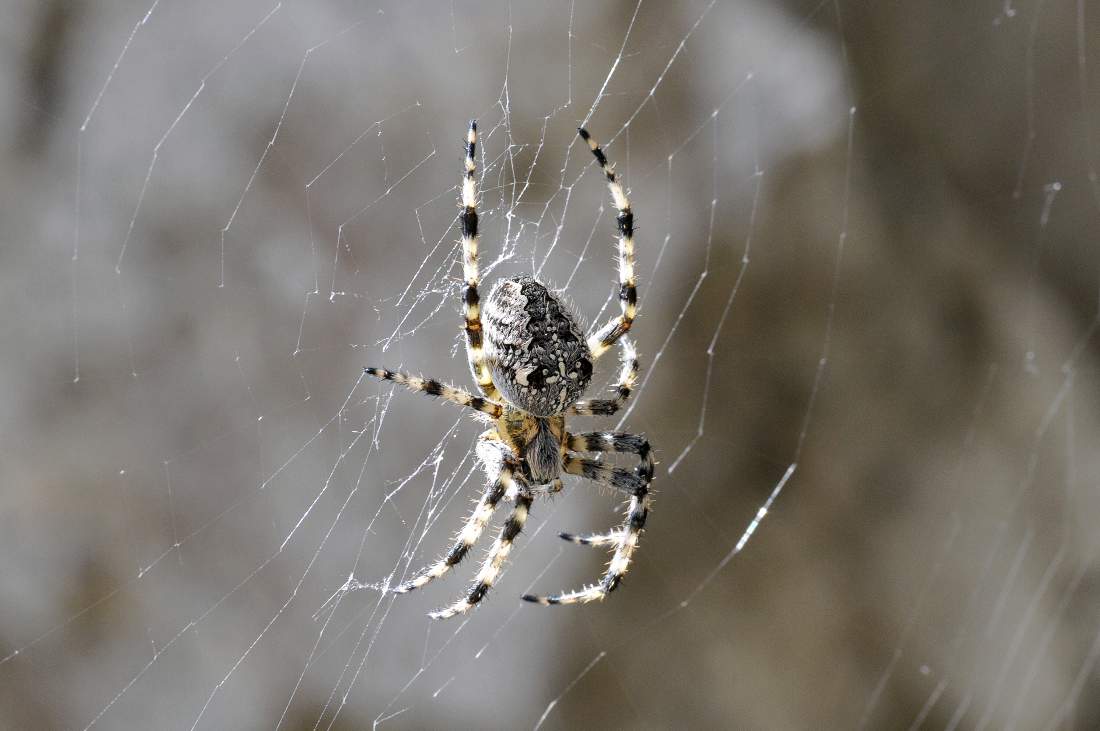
[[577, 127, 637, 359]]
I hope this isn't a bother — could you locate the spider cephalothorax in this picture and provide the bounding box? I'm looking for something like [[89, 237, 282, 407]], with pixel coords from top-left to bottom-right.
[[365, 122, 651, 619]]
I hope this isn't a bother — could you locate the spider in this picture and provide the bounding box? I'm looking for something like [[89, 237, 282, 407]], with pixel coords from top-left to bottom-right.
[[365, 122, 651, 619]]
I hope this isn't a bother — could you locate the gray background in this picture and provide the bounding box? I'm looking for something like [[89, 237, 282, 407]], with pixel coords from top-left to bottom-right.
[[2, 0, 1099, 729]]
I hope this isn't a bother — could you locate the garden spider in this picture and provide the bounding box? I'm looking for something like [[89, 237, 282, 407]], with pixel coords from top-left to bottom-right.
[[366, 122, 651, 619]]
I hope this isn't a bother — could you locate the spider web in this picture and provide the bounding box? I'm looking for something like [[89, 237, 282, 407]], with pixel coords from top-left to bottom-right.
[[2, 0, 1100, 728]]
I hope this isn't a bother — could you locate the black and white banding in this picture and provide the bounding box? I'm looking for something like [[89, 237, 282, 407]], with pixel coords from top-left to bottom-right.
[[392, 460, 516, 594], [577, 127, 637, 359], [365, 124, 653, 618], [430, 490, 534, 619], [460, 120, 502, 401], [363, 367, 502, 418], [523, 430, 652, 606], [569, 336, 638, 416]]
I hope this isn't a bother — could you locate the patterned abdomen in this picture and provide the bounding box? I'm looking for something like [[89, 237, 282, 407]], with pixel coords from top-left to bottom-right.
[[483, 276, 593, 416]]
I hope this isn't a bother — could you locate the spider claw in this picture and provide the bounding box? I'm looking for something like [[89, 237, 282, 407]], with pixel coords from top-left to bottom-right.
[[559, 530, 621, 546], [428, 601, 471, 620], [391, 574, 429, 594], [430, 580, 492, 619], [524, 583, 610, 606]]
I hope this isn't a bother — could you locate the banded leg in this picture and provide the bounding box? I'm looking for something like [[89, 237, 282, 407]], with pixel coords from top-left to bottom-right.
[[364, 367, 502, 418], [460, 121, 501, 400], [392, 457, 517, 594], [557, 531, 621, 546], [431, 489, 534, 619], [523, 432, 652, 606], [568, 337, 638, 416], [508, 477, 563, 500], [579, 127, 637, 359], [559, 453, 648, 494]]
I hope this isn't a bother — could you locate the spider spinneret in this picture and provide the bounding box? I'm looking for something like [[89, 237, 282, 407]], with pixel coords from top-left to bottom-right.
[[365, 121, 651, 619]]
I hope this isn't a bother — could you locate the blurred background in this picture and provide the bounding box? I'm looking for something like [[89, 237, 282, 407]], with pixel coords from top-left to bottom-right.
[[2, 0, 1099, 728]]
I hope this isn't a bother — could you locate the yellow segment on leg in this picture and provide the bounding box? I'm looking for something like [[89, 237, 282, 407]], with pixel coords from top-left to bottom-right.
[[459, 500, 495, 545], [609, 181, 630, 212]]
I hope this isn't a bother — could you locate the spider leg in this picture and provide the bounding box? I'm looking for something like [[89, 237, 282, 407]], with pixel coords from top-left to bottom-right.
[[460, 121, 503, 401], [523, 432, 652, 606], [507, 477, 563, 500], [558, 530, 622, 546], [568, 337, 638, 416], [430, 488, 534, 619], [559, 452, 647, 494], [392, 454, 517, 594], [578, 127, 637, 360], [363, 367, 502, 418]]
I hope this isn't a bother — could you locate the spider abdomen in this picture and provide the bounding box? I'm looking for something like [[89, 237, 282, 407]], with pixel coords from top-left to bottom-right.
[[483, 276, 592, 416]]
